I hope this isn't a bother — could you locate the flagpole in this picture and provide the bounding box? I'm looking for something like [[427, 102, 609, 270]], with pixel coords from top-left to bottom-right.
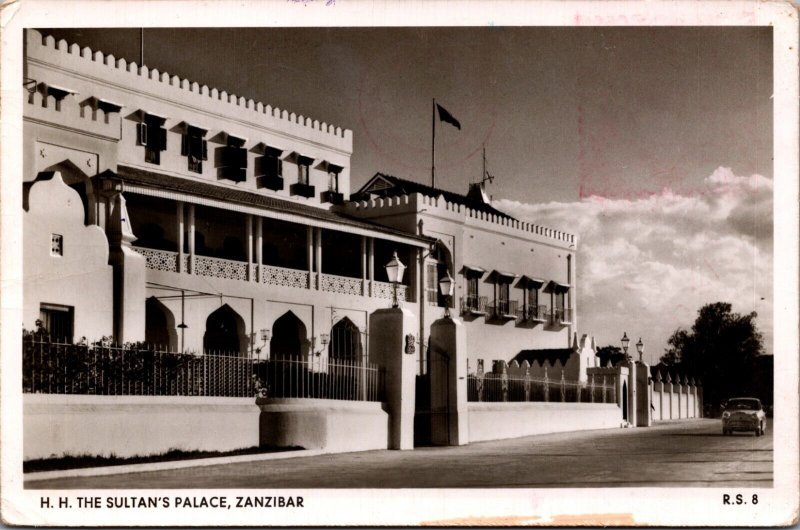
[[431, 98, 436, 189]]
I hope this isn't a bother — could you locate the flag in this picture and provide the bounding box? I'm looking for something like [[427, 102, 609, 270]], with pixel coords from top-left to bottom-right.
[[436, 103, 461, 130]]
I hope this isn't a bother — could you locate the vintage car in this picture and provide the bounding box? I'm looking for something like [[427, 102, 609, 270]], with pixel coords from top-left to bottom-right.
[[722, 397, 767, 436]]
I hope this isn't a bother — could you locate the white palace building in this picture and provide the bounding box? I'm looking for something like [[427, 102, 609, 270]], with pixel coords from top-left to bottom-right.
[[20, 30, 699, 460]]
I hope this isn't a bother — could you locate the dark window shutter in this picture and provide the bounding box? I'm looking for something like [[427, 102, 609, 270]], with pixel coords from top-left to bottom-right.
[[233, 147, 247, 168], [201, 140, 208, 161], [276, 159, 283, 178], [181, 134, 189, 156], [159, 128, 167, 151], [137, 123, 148, 146]]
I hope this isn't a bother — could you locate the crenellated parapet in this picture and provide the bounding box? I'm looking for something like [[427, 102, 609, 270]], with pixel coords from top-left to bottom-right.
[[342, 192, 577, 247], [25, 85, 121, 141], [26, 30, 352, 151]]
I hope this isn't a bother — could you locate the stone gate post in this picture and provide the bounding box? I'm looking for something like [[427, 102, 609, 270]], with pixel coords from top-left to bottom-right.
[[368, 307, 417, 449], [635, 361, 652, 427], [428, 316, 468, 446]]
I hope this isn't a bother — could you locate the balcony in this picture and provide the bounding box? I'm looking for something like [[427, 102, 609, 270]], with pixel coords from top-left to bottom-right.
[[490, 299, 519, 321], [517, 304, 548, 323], [549, 307, 573, 326], [321, 190, 345, 205], [131, 247, 412, 301], [290, 182, 316, 198], [461, 295, 488, 316], [257, 174, 284, 191]]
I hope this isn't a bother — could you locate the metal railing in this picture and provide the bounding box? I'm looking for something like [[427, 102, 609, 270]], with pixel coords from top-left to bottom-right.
[[461, 295, 488, 314], [490, 299, 518, 318], [517, 304, 548, 322], [22, 337, 253, 397], [467, 370, 615, 404], [550, 307, 573, 324], [22, 336, 385, 402], [255, 354, 384, 402]]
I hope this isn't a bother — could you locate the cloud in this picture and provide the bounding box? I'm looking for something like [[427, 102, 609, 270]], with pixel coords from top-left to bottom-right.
[[496, 167, 773, 362]]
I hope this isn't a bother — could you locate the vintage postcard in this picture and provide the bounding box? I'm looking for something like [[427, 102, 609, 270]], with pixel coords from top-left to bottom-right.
[[1, 0, 797, 526]]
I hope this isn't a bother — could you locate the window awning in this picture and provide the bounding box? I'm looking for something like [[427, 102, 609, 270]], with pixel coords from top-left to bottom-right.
[[518, 275, 545, 289], [547, 280, 571, 294], [175, 121, 209, 136], [212, 131, 248, 146], [82, 96, 124, 113], [490, 270, 518, 284], [315, 160, 345, 173], [461, 264, 487, 277], [132, 109, 168, 123], [254, 143, 284, 157]]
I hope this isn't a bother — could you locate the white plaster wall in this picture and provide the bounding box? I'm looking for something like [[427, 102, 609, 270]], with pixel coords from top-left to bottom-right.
[[257, 398, 388, 452], [25, 30, 351, 205], [23, 172, 114, 340], [468, 402, 622, 442], [24, 395, 260, 460]]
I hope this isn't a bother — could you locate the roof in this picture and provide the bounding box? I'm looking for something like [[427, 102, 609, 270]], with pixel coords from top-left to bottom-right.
[[354, 173, 515, 220], [513, 348, 574, 367], [103, 166, 433, 246]]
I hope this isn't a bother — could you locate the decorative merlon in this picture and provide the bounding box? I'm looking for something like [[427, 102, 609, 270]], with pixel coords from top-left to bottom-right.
[[27, 30, 352, 144], [342, 192, 577, 245]]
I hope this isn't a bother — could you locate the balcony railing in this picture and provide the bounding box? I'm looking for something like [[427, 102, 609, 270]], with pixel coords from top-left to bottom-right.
[[261, 265, 309, 289], [489, 299, 518, 320], [132, 247, 179, 273], [320, 273, 363, 297], [517, 304, 548, 322], [550, 307, 573, 325], [132, 246, 412, 301], [195, 255, 249, 281], [461, 295, 488, 315]]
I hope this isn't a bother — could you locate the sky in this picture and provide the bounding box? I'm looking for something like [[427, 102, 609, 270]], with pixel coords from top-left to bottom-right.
[[43, 27, 774, 361]]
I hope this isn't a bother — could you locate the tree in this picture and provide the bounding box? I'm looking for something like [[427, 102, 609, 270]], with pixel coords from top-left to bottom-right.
[[595, 345, 627, 367], [660, 302, 765, 410]]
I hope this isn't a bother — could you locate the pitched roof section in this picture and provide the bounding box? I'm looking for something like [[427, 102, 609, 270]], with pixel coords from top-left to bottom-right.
[[354, 173, 515, 220], [103, 166, 432, 246]]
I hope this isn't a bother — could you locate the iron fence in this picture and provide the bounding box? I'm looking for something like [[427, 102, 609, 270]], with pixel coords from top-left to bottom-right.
[[22, 336, 253, 397], [467, 371, 615, 404], [22, 335, 384, 401], [255, 354, 384, 402]]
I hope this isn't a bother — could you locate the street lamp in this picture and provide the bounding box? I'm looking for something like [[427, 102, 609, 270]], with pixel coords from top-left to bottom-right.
[[621, 331, 630, 362], [315, 333, 330, 356], [438, 271, 454, 318], [384, 251, 406, 308], [635, 337, 644, 362]]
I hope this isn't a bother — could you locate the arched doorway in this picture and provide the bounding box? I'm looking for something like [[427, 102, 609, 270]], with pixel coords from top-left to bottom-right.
[[622, 380, 629, 422], [203, 304, 246, 356], [329, 317, 363, 360], [271, 311, 308, 359], [145, 297, 177, 351]]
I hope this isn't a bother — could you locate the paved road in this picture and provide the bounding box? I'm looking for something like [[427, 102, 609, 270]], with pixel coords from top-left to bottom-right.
[[26, 419, 772, 488]]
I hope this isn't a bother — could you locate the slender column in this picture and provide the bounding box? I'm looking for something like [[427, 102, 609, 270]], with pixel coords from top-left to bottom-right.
[[368, 237, 375, 297], [187, 203, 195, 274], [361, 236, 367, 296], [314, 227, 322, 291], [306, 226, 314, 289], [176, 201, 184, 273], [246, 214, 254, 281], [256, 217, 263, 283]]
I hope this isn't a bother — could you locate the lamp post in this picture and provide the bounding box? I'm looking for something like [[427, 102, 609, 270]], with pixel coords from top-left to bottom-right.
[[384, 251, 406, 308], [438, 271, 454, 318], [315, 333, 330, 356], [635, 337, 644, 363], [621, 331, 631, 363]]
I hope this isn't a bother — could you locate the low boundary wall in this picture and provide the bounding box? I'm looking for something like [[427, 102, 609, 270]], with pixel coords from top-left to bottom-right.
[[468, 402, 622, 442], [258, 398, 389, 452], [24, 394, 260, 460]]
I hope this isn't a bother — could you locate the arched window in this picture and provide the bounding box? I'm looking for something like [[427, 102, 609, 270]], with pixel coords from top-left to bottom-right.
[[329, 317, 363, 360], [145, 297, 177, 351], [271, 311, 309, 359], [203, 304, 246, 356]]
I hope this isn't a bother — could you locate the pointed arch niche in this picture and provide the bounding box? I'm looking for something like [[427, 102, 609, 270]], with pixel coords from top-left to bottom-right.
[[271, 311, 309, 358], [145, 296, 178, 351], [203, 304, 247, 356]]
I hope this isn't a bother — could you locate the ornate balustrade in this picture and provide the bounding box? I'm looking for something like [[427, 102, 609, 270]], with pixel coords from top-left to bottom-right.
[[320, 273, 363, 296], [131, 247, 178, 273], [373, 280, 409, 301], [194, 255, 249, 281], [261, 265, 309, 289]]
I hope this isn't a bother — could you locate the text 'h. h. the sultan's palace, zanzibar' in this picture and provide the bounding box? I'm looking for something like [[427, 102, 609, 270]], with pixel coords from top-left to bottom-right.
[[21, 29, 701, 459]]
